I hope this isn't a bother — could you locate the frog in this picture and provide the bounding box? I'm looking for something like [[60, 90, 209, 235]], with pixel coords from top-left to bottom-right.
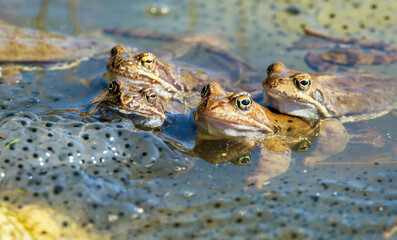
[[262, 61, 392, 167], [102, 27, 257, 76], [293, 28, 397, 72], [193, 82, 349, 189], [0, 20, 256, 121], [263, 61, 397, 123], [105, 44, 234, 114], [91, 79, 166, 129]]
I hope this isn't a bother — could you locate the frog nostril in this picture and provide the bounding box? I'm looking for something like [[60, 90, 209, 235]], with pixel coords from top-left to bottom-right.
[[269, 79, 278, 88], [112, 58, 124, 68]]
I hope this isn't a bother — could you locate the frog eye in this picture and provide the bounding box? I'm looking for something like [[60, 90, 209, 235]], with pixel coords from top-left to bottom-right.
[[201, 84, 210, 98], [294, 74, 312, 91], [110, 47, 118, 57], [140, 53, 156, 70], [144, 89, 157, 103], [266, 63, 274, 75], [230, 154, 251, 166], [108, 81, 119, 93], [237, 155, 251, 165], [292, 139, 311, 153], [110, 45, 127, 57], [235, 94, 252, 111]]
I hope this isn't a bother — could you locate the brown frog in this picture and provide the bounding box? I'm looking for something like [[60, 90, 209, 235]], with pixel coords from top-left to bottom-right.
[[293, 28, 397, 72], [92, 79, 166, 129], [193, 82, 348, 189], [103, 27, 256, 75], [193, 82, 276, 138], [263, 61, 397, 123], [0, 21, 250, 121], [105, 44, 233, 113]]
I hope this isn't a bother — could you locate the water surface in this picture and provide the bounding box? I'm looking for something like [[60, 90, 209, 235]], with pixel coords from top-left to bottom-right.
[[0, 0, 396, 239]]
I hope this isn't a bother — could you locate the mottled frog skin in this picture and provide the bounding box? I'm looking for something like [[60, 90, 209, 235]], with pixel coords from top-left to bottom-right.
[[0, 20, 249, 71], [0, 21, 245, 92], [105, 44, 233, 113], [262, 62, 389, 169], [193, 82, 276, 138], [92, 79, 166, 129], [263, 62, 397, 123], [194, 82, 326, 147], [193, 83, 348, 189], [0, 21, 247, 118]]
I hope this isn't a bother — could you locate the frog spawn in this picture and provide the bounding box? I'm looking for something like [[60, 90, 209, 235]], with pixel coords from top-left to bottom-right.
[[0, 112, 194, 237], [263, 0, 397, 34], [0, 113, 395, 238]]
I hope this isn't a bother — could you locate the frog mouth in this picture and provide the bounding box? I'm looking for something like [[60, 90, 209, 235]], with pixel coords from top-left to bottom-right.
[[264, 92, 323, 119], [194, 113, 274, 138], [105, 105, 165, 128]]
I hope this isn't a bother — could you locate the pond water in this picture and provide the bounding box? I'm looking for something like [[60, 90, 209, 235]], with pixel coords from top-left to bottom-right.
[[0, 0, 397, 239]]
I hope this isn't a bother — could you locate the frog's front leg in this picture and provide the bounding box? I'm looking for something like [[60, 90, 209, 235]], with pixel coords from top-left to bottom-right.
[[303, 119, 349, 167], [246, 146, 291, 190]]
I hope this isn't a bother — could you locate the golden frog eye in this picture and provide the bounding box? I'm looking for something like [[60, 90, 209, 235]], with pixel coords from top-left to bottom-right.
[[235, 94, 252, 111], [144, 89, 157, 103], [292, 139, 311, 153], [201, 84, 210, 98], [294, 74, 312, 91], [231, 154, 251, 166], [266, 63, 274, 75], [110, 46, 119, 57], [139, 53, 156, 70], [110, 45, 127, 57], [108, 81, 119, 93]]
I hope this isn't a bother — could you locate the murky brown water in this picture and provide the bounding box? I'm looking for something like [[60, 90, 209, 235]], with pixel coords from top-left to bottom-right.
[[0, 0, 397, 239]]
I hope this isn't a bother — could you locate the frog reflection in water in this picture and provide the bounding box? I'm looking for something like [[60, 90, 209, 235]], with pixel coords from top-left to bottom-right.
[[293, 28, 397, 72], [193, 83, 349, 189], [92, 79, 166, 130]]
